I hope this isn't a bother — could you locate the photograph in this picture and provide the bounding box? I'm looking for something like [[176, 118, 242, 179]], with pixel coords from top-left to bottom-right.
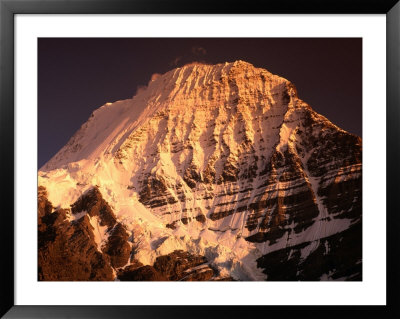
[[37, 38, 362, 282], [0, 0, 398, 315]]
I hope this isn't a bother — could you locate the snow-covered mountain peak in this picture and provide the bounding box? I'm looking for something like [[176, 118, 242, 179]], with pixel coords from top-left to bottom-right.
[[41, 61, 295, 172], [38, 60, 362, 281]]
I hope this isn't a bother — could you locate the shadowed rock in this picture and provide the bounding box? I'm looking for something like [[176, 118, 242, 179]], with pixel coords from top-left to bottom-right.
[[102, 223, 131, 268], [117, 250, 216, 281], [38, 187, 114, 281], [71, 187, 117, 228], [256, 222, 362, 281], [117, 265, 167, 281], [153, 250, 209, 280]]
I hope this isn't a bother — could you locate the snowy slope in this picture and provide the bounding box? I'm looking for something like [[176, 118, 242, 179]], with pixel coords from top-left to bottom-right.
[[39, 61, 362, 280]]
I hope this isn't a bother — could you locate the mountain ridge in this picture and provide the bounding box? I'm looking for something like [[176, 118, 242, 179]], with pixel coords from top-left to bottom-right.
[[38, 60, 362, 280]]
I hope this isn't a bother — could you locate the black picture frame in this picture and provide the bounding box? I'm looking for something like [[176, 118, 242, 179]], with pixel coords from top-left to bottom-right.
[[1, 0, 399, 318]]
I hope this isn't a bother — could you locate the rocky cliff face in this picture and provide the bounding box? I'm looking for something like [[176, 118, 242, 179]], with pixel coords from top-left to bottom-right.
[[38, 61, 362, 280], [38, 186, 218, 281], [38, 186, 114, 281]]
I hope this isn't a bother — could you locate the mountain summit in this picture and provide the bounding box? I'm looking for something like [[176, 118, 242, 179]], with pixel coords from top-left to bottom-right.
[[38, 61, 362, 281]]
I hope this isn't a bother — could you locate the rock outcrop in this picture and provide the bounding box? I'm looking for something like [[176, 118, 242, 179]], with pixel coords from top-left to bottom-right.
[[39, 188, 217, 281], [38, 187, 114, 281], [256, 222, 362, 280], [117, 250, 215, 281], [117, 265, 167, 281]]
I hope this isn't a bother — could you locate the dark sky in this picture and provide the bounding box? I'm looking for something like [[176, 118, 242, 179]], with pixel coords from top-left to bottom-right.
[[38, 38, 362, 168]]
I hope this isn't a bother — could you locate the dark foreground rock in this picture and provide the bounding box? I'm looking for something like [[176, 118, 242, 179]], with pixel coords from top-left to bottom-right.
[[153, 250, 208, 280], [179, 264, 214, 281], [38, 186, 134, 281], [39, 187, 215, 282], [118, 250, 216, 281], [38, 189, 114, 280], [71, 186, 117, 228], [117, 265, 167, 281], [102, 223, 131, 268], [71, 187, 132, 268], [256, 221, 362, 281]]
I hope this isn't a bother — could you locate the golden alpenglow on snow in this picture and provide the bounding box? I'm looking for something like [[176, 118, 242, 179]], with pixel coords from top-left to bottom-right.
[[38, 61, 362, 281]]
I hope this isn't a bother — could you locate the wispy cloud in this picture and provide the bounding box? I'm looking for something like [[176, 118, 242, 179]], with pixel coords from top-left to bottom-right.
[[191, 46, 207, 56], [134, 84, 147, 97], [169, 56, 182, 67], [168, 47, 207, 69]]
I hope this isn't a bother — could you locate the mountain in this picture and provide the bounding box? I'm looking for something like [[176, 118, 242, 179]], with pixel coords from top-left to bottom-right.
[[38, 60, 362, 281]]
